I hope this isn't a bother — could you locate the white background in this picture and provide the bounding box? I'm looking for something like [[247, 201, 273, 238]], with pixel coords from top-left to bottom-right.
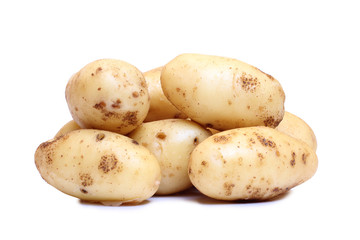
[[1, 0, 359, 239]]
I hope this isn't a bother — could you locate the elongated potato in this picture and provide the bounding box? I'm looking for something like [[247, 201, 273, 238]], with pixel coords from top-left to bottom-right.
[[66, 59, 150, 135], [188, 126, 318, 201], [35, 129, 161, 205], [161, 53, 285, 130], [143, 67, 187, 122], [55, 120, 81, 138], [276, 111, 317, 151], [128, 119, 211, 195]]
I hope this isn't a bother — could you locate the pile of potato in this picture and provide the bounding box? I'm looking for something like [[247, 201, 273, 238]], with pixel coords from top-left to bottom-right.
[[35, 53, 318, 206]]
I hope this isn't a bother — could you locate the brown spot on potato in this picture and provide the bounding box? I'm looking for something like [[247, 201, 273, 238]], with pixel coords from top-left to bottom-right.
[[272, 187, 281, 192], [111, 99, 121, 109], [228, 100, 232, 105], [238, 72, 259, 93], [97, 87, 101, 91], [132, 91, 139, 98], [156, 132, 167, 140], [193, 137, 199, 145], [256, 134, 276, 148], [258, 153, 264, 160], [263, 116, 281, 128], [223, 182, 235, 196], [201, 161, 208, 167], [302, 153, 307, 165], [79, 173, 93, 187], [80, 188, 88, 194], [131, 139, 139, 145], [98, 154, 119, 173], [276, 150, 280, 157], [176, 87, 181, 92], [205, 123, 213, 128], [96, 67, 103, 74], [96, 133, 105, 141], [122, 111, 138, 125], [213, 135, 231, 144], [290, 152, 296, 167], [93, 101, 106, 110]]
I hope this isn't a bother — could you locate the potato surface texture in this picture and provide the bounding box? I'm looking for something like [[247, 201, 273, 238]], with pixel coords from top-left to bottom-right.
[[188, 126, 318, 201], [276, 111, 317, 151], [65, 59, 150, 135], [35, 129, 161, 205], [161, 53, 285, 130], [143, 67, 187, 122], [128, 119, 211, 195]]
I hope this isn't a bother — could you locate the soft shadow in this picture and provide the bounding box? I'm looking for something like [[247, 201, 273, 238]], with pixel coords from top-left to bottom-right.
[[154, 187, 202, 198], [79, 199, 150, 207], [193, 190, 292, 205]]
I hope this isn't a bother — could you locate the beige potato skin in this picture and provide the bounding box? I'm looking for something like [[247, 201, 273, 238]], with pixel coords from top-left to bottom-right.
[[65, 59, 150, 135], [128, 119, 211, 195], [161, 53, 285, 130], [276, 111, 317, 151], [188, 126, 318, 201], [55, 120, 81, 138], [35, 129, 161, 205], [143, 67, 187, 122]]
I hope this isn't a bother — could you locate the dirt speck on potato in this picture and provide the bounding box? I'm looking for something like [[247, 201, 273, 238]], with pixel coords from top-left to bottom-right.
[[201, 160, 208, 167], [255, 134, 276, 148], [131, 139, 139, 145], [263, 116, 281, 128], [302, 153, 308, 165], [132, 91, 139, 98], [93, 101, 106, 110]]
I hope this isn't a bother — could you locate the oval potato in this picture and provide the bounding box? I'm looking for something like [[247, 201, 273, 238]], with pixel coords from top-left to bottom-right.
[[276, 111, 317, 151], [161, 53, 285, 130], [143, 67, 187, 122], [35, 129, 161, 205], [55, 120, 81, 138], [188, 126, 318, 201], [128, 119, 211, 195], [65, 59, 150, 135]]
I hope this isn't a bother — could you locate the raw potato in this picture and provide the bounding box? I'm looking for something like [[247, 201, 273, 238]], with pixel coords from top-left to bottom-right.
[[128, 119, 212, 195], [55, 120, 81, 138], [161, 53, 285, 130], [35, 129, 161, 205], [65, 59, 150, 135], [143, 67, 187, 122], [188, 126, 318, 201], [276, 111, 317, 151]]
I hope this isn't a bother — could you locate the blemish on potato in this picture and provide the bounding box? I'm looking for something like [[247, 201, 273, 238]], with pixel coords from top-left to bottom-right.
[[290, 152, 296, 167], [238, 72, 259, 93], [302, 153, 308, 165], [224, 182, 235, 196], [255, 134, 276, 148], [96, 67, 103, 74], [131, 139, 139, 145], [93, 101, 106, 110], [156, 132, 167, 140], [201, 160, 208, 167], [98, 154, 119, 173], [213, 135, 231, 144], [97, 87, 101, 91], [96, 133, 105, 142], [111, 99, 121, 109], [132, 91, 139, 98], [80, 188, 88, 194], [79, 173, 93, 187], [176, 87, 181, 92], [276, 150, 280, 157], [263, 116, 281, 128], [193, 137, 199, 145], [122, 111, 138, 125]]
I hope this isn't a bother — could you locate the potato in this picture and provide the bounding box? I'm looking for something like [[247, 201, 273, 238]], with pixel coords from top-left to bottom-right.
[[188, 126, 318, 201], [143, 67, 187, 122], [65, 59, 150, 135], [35, 129, 161, 206], [128, 119, 211, 195], [276, 111, 317, 151], [55, 120, 81, 138], [161, 53, 285, 130]]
